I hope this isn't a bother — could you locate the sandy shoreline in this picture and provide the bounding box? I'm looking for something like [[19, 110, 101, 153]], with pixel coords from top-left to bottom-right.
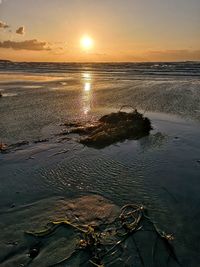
[[0, 112, 200, 266]]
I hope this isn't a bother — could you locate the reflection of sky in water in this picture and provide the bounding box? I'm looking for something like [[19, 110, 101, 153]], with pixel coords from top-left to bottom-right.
[[82, 72, 93, 115], [1, 92, 18, 97], [22, 85, 43, 89], [0, 74, 64, 82]]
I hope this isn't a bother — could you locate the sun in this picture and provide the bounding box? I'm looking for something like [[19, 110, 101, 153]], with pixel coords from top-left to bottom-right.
[[81, 36, 94, 50]]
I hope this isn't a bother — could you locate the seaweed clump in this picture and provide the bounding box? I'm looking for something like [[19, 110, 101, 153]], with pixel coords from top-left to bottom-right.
[[25, 203, 180, 267], [64, 108, 152, 148]]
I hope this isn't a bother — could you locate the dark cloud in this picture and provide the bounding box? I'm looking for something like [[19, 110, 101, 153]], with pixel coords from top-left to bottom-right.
[[16, 26, 25, 35], [0, 20, 9, 29], [0, 39, 51, 51]]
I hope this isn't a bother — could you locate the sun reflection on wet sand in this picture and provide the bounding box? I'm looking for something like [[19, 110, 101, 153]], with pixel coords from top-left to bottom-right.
[[84, 82, 91, 92], [82, 72, 93, 115], [82, 73, 91, 80]]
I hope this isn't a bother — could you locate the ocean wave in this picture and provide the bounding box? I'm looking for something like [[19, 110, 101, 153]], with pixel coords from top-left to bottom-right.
[[0, 61, 200, 78]]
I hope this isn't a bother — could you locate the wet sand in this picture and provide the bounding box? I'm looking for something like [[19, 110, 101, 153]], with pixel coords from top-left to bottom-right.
[[0, 112, 200, 266]]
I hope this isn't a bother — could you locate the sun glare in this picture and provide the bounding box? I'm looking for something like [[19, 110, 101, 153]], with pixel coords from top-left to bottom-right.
[[81, 36, 93, 50], [84, 82, 91, 92]]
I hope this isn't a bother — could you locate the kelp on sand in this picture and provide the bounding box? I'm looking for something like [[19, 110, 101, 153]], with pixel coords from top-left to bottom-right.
[[25, 198, 180, 267], [62, 108, 152, 148]]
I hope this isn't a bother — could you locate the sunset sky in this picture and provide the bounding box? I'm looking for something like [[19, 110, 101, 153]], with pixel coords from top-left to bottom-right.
[[0, 0, 200, 62]]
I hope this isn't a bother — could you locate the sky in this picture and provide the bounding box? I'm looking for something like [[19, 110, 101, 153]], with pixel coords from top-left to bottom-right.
[[0, 0, 200, 62]]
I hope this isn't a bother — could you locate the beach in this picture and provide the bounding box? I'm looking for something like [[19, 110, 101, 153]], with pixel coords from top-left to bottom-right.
[[0, 62, 200, 266]]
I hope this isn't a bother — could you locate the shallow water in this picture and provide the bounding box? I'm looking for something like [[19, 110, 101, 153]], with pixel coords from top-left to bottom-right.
[[0, 62, 200, 266], [0, 62, 200, 143]]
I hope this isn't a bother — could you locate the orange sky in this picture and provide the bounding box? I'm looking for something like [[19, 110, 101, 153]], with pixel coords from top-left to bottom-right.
[[0, 0, 200, 62]]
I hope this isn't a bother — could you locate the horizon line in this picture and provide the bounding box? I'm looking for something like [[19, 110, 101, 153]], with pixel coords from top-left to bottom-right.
[[1, 59, 200, 64]]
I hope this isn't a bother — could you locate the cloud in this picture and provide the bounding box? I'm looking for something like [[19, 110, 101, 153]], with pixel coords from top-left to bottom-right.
[[0, 39, 51, 51], [0, 20, 9, 29], [16, 26, 25, 35]]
